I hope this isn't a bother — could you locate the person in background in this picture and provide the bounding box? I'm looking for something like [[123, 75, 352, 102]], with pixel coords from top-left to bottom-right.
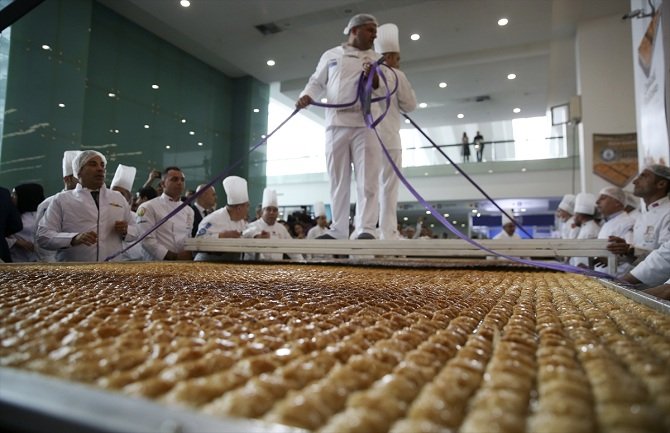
[[136, 166, 194, 261], [607, 164, 670, 266], [133, 186, 158, 212], [7, 183, 44, 262], [474, 131, 485, 162], [243, 188, 304, 261], [0, 186, 23, 262], [296, 13, 382, 240], [374, 23, 417, 241], [593, 186, 634, 275], [624, 190, 639, 217], [37, 150, 137, 262], [493, 211, 521, 240], [307, 202, 330, 239], [461, 132, 470, 162], [291, 222, 306, 239], [142, 169, 162, 193], [34, 150, 80, 262], [556, 194, 579, 239], [570, 192, 600, 267], [190, 183, 217, 237], [194, 176, 249, 262], [110, 164, 137, 206]]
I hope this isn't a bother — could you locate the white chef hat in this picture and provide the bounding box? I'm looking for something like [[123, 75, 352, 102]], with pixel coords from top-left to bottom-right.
[[262, 188, 278, 208], [222, 176, 248, 206], [72, 150, 107, 179], [314, 201, 327, 217], [110, 164, 137, 192], [574, 192, 596, 215], [62, 150, 81, 177], [557, 194, 575, 214], [343, 13, 378, 35], [501, 210, 515, 225], [646, 164, 670, 181], [374, 23, 399, 53], [624, 191, 639, 209], [598, 186, 625, 204]]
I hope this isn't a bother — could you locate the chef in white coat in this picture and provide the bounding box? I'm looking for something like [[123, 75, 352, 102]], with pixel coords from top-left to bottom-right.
[[556, 194, 579, 239], [373, 23, 417, 240], [594, 186, 634, 275], [570, 192, 600, 267], [110, 164, 143, 261], [493, 211, 521, 240]]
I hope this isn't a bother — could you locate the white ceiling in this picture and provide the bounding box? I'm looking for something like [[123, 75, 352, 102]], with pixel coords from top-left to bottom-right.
[[99, 0, 631, 128]]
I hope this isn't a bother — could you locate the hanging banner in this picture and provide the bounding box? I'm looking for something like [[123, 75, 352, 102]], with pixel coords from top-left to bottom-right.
[[593, 132, 639, 187], [631, 0, 669, 166]]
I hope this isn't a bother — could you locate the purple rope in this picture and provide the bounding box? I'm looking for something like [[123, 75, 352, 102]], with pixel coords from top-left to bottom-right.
[[104, 108, 301, 261]]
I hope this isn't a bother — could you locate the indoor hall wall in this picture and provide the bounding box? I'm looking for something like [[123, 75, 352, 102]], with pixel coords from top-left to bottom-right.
[[575, 13, 636, 195], [0, 0, 268, 205]]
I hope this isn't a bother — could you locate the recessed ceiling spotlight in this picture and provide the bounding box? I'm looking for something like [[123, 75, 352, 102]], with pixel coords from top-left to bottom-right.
[[114, 129, 119, 134], [253, 108, 260, 113], [266, 59, 276, 67], [197, 142, 203, 146], [403, 216, 408, 221], [452, 220, 458, 224], [498, 18, 509, 26], [477, 213, 481, 217], [521, 208, 527, 212], [165, 145, 171, 149], [507, 73, 516, 80], [444, 213, 449, 218], [471, 209, 477, 213], [424, 172, 429, 176], [144, 124, 150, 129], [488, 169, 493, 173], [320, 98, 328, 103], [438, 82, 447, 88], [189, 131, 195, 135], [457, 113, 464, 119], [151, 84, 159, 89], [57, 103, 65, 108], [181, 118, 187, 123], [425, 210, 431, 215], [41, 44, 51, 51], [418, 102, 427, 108], [108, 92, 116, 98], [404, 119, 410, 124], [180, 0, 190, 7], [521, 167, 527, 172], [410, 33, 420, 41], [460, 223, 466, 228], [513, 107, 521, 113], [261, 134, 267, 139]]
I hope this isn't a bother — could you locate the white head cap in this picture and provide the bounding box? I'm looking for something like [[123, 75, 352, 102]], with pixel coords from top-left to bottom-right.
[[72, 150, 107, 179], [314, 201, 327, 217], [110, 164, 136, 192], [501, 210, 515, 226], [374, 23, 400, 53], [598, 186, 625, 204], [624, 191, 639, 209], [222, 176, 248, 206], [574, 192, 596, 215], [557, 194, 575, 214], [343, 13, 378, 35], [262, 188, 278, 208], [62, 150, 81, 177], [646, 164, 670, 181]]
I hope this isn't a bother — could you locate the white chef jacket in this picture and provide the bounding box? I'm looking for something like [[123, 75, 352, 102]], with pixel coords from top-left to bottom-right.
[[300, 43, 382, 127], [36, 185, 137, 262], [632, 196, 670, 252], [34, 194, 58, 262], [560, 216, 580, 240], [6, 211, 38, 262], [192, 207, 247, 262], [630, 239, 670, 287], [569, 219, 601, 267], [119, 211, 144, 261], [493, 230, 522, 240], [306, 225, 329, 239], [595, 211, 635, 275], [242, 218, 303, 261], [136, 193, 194, 260]]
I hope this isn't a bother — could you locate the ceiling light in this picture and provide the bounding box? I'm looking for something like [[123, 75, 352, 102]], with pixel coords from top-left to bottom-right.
[[181, 118, 186, 123], [430, 224, 435, 228], [461, 223, 466, 228], [180, 0, 190, 7], [144, 124, 150, 129], [403, 217, 408, 221], [452, 220, 458, 224], [488, 169, 493, 173], [266, 59, 276, 66], [108, 92, 116, 97], [165, 145, 171, 149], [410, 33, 420, 41], [444, 213, 449, 217], [189, 131, 195, 135], [253, 108, 260, 113], [151, 84, 159, 89], [471, 209, 477, 213], [521, 208, 527, 212], [507, 73, 516, 80], [521, 167, 527, 172], [457, 113, 464, 119], [425, 210, 431, 215], [320, 98, 328, 103], [513, 107, 521, 113], [498, 18, 509, 26], [438, 82, 447, 88], [41, 44, 51, 51], [114, 129, 119, 133], [418, 102, 427, 108], [197, 142, 203, 146], [404, 119, 410, 124], [477, 213, 481, 217], [57, 103, 65, 108], [424, 172, 429, 176]]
